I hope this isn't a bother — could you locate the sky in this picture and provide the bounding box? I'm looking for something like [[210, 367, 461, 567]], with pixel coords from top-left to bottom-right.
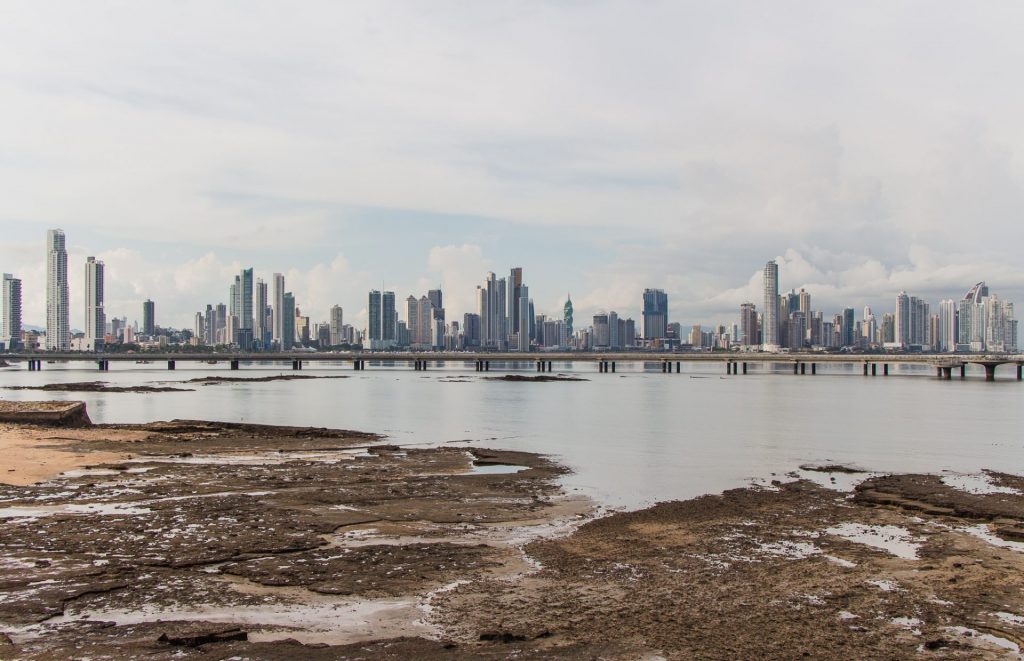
[[3, 1, 1024, 332]]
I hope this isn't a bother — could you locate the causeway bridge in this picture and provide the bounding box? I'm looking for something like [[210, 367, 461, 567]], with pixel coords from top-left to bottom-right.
[[7, 351, 1024, 381]]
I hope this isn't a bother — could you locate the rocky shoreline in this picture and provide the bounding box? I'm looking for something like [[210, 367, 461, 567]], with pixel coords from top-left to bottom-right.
[[1, 403, 1022, 659]]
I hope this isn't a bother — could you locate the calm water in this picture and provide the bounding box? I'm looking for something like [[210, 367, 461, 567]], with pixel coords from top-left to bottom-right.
[[2, 360, 1022, 509]]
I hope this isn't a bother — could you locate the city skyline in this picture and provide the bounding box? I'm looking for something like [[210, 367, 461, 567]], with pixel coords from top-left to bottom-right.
[[2, 228, 1017, 355], [5, 4, 1024, 332]]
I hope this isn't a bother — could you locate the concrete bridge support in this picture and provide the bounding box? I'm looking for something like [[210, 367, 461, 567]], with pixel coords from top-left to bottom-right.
[[292, 360, 302, 371], [811, 363, 816, 375], [1018, 364, 1022, 381], [960, 365, 966, 379], [743, 362, 748, 375], [793, 363, 799, 375], [167, 360, 175, 371], [884, 364, 889, 376], [676, 361, 681, 373], [27, 359, 41, 371], [871, 363, 877, 376], [96, 360, 109, 371], [863, 363, 868, 376], [800, 362, 806, 375], [984, 364, 998, 382], [230, 360, 239, 370]]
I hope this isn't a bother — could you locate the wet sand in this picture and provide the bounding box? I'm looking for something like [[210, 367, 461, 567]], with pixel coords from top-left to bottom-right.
[[1, 407, 1023, 659], [0, 424, 144, 486]]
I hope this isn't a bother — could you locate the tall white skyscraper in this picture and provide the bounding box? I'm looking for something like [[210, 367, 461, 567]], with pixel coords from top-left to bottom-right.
[[46, 229, 70, 351], [84, 256, 105, 351], [938, 299, 957, 352], [272, 273, 285, 349], [2, 273, 22, 351], [762, 260, 779, 351]]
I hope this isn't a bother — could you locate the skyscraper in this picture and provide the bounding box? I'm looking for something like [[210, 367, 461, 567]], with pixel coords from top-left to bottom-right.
[[406, 296, 419, 346], [417, 295, 433, 347], [84, 256, 105, 351], [382, 291, 397, 346], [368, 290, 382, 346], [739, 303, 757, 346], [272, 273, 285, 349], [518, 285, 530, 352], [282, 293, 296, 350], [938, 300, 957, 352], [46, 229, 70, 350], [642, 288, 668, 340], [564, 294, 573, 339], [255, 279, 268, 348], [2, 274, 22, 351], [329, 305, 344, 346], [239, 268, 254, 331], [762, 261, 779, 351], [841, 307, 855, 348], [895, 291, 910, 348], [427, 288, 444, 322], [143, 299, 155, 336], [509, 267, 523, 332]]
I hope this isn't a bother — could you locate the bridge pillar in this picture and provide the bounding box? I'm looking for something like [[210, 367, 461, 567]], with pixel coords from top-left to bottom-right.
[[485, 360, 490, 371], [743, 362, 748, 375], [960, 365, 966, 380], [537, 361, 542, 372], [1017, 364, 1022, 381], [676, 361, 680, 373], [862, 363, 868, 376], [936, 367, 943, 380], [292, 359, 299, 371], [793, 363, 799, 375], [167, 360, 175, 371], [884, 364, 889, 376], [548, 361, 552, 372], [945, 367, 953, 380], [871, 363, 876, 377], [612, 361, 616, 373], [984, 364, 997, 382], [230, 360, 239, 370], [811, 363, 816, 375], [800, 362, 806, 375]]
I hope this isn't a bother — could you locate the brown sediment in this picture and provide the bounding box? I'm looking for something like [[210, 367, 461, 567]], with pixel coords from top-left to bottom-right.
[[6, 382, 192, 393], [185, 375, 351, 385], [799, 463, 866, 474], [484, 375, 588, 382], [3, 406, 1023, 659]]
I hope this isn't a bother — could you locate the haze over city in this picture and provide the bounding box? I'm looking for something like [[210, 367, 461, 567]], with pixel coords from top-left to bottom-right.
[[4, 2, 1024, 329]]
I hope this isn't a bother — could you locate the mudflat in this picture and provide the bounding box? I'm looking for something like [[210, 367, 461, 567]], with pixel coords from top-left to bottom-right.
[[1, 409, 1023, 659]]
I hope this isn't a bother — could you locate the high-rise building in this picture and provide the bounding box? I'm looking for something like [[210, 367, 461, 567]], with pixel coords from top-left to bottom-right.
[[642, 288, 668, 340], [593, 313, 610, 348], [368, 290, 382, 346], [841, 307, 855, 348], [895, 291, 911, 348], [518, 285, 530, 352], [509, 267, 523, 332], [938, 300, 957, 352], [329, 305, 344, 346], [2, 274, 23, 351], [417, 295, 433, 347], [46, 229, 70, 350], [564, 294, 574, 339], [463, 313, 481, 348], [739, 302, 757, 346], [84, 256, 105, 351], [272, 273, 285, 349], [143, 299, 155, 336], [427, 288, 444, 322], [406, 296, 419, 345], [282, 293, 296, 350], [762, 261, 779, 351], [255, 279, 268, 348], [239, 268, 254, 330], [382, 291, 397, 346]]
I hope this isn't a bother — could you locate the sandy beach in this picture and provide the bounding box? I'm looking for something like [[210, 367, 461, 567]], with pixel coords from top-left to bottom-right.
[[0, 423, 143, 486]]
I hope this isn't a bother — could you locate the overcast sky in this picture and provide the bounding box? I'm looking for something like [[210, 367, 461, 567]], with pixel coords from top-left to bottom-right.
[[3, 1, 1024, 331]]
